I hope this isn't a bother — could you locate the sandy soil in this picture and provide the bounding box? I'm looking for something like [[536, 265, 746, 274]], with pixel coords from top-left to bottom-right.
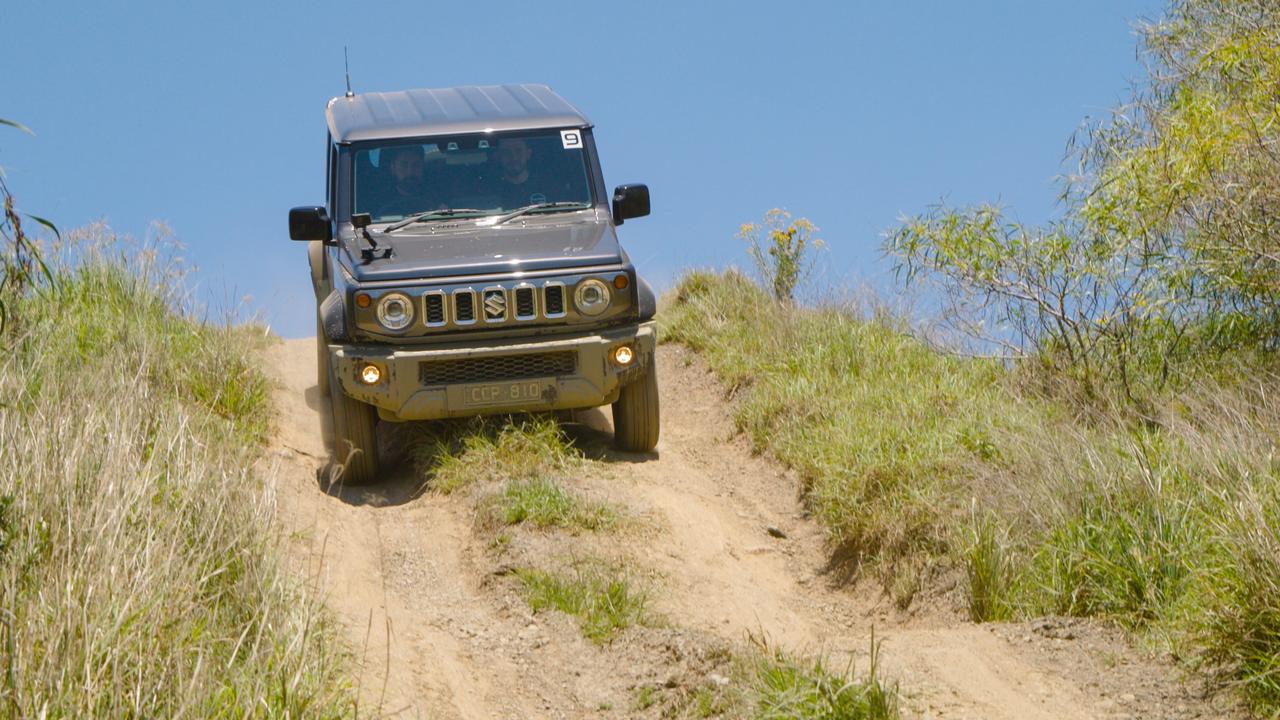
[[263, 339, 1240, 719]]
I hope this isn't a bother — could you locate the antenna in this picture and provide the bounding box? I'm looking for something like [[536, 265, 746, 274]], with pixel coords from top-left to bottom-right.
[[344, 46, 354, 98]]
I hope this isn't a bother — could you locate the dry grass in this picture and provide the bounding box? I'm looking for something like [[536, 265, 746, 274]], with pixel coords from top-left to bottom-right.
[[0, 227, 353, 717]]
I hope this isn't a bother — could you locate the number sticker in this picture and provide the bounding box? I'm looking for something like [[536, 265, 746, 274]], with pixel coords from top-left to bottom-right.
[[560, 129, 582, 149]]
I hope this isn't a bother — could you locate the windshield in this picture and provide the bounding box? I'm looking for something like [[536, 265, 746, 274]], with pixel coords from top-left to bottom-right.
[[352, 129, 594, 223]]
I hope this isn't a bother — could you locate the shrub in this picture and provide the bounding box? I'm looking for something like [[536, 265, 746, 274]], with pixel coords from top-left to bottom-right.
[[887, 0, 1280, 402], [740, 209, 822, 303]]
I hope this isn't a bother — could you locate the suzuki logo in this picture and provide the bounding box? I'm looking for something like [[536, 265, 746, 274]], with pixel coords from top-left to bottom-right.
[[483, 290, 506, 320]]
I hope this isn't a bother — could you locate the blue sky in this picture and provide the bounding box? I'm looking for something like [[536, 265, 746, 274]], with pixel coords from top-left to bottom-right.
[[2, 0, 1162, 337]]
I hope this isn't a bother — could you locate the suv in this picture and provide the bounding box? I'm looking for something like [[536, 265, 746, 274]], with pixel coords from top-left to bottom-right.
[[288, 84, 658, 484]]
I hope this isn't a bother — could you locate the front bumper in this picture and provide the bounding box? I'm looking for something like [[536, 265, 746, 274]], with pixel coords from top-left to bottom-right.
[[330, 322, 656, 421]]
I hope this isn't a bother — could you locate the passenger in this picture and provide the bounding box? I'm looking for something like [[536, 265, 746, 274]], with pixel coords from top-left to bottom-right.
[[493, 137, 542, 208]]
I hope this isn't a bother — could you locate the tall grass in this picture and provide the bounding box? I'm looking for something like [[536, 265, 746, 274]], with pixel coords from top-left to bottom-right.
[[663, 270, 1015, 568], [0, 227, 353, 717], [662, 271, 1280, 713]]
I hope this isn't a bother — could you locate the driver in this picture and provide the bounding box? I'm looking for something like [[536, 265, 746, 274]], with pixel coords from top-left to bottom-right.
[[377, 145, 429, 217]]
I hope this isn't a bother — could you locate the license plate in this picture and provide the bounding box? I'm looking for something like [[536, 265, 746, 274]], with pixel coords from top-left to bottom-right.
[[459, 380, 553, 408]]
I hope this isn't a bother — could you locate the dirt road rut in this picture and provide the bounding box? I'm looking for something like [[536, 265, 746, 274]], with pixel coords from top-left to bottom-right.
[[264, 339, 1228, 719]]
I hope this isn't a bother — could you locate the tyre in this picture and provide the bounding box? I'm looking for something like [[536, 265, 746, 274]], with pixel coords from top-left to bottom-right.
[[612, 359, 660, 452], [328, 362, 380, 485], [316, 316, 330, 396]]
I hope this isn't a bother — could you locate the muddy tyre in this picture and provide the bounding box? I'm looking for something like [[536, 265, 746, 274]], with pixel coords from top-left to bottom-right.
[[328, 363, 380, 485], [612, 360, 660, 452], [316, 317, 330, 396]]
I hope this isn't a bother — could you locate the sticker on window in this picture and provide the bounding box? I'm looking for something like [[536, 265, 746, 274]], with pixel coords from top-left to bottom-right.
[[560, 129, 582, 149]]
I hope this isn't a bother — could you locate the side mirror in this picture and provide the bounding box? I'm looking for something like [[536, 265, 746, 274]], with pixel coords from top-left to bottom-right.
[[289, 206, 331, 241], [612, 184, 650, 225]]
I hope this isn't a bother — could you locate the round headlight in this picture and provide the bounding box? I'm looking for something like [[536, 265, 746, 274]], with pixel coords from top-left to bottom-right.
[[376, 292, 414, 331], [574, 279, 611, 316]]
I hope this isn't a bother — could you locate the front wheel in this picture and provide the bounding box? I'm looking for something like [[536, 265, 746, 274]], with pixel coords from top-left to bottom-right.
[[611, 360, 660, 452], [328, 363, 380, 485]]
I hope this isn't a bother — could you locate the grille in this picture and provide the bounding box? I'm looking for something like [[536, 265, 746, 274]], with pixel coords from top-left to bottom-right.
[[424, 294, 446, 325], [419, 351, 577, 385], [544, 285, 565, 316], [405, 279, 585, 330], [514, 287, 536, 319], [454, 290, 475, 322]]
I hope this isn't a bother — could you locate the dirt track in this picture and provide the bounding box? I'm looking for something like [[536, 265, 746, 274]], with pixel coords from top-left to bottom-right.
[[263, 339, 1232, 719]]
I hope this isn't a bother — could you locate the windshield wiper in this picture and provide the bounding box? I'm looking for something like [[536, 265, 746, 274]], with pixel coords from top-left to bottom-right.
[[490, 202, 591, 226], [383, 208, 487, 234]]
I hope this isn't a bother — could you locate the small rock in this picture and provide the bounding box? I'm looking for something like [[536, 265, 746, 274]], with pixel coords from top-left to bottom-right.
[[708, 673, 730, 687], [766, 526, 788, 539], [1031, 617, 1077, 640]]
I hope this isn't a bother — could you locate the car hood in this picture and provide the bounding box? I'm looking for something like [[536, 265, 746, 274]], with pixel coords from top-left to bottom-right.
[[340, 217, 623, 283]]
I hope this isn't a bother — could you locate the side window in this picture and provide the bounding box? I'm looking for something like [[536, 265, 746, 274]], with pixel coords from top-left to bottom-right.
[[327, 140, 338, 212]]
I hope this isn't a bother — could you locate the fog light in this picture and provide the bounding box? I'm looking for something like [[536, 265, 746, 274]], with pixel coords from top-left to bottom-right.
[[359, 363, 382, 384], [612, 345, 634, 366]]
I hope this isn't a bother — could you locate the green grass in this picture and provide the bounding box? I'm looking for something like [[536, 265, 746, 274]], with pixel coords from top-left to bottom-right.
[[646, 636, 900, 720], [633, 685, 660, 711], [414, 415, 619, 532], [412, 414, 581, 494], [662, 270, 1280, 713], [0, 227, 353, 717], [745, 641, 898, 720], [487, 477, 617, 531], [515, 561, 651, 643]]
